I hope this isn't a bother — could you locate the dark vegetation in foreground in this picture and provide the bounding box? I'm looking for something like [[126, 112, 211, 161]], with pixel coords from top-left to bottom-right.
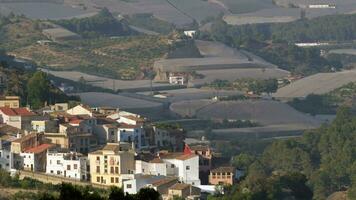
[[0, 169, 160, 200], [289, 82, 356, 115], [209, 107, 356, 200]]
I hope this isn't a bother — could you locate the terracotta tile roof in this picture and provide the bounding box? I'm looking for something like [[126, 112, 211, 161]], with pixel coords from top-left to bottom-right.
[[69, 119, 83, 124], [0, 107, 35, 116], [160, 152, 197, 161], [0, 96, 20, 100], [24, 143, 54, 154], [12, 132, 39, 143], [169, 183, 190, 190], [123, 115, 145, 122], [119, 123, 140, 129], [211, 166, 235, 173], [149, 157, 164, 163], [151, 177, 177, 187], [190, 145, 210, 151], [104, 124, 118, 129], [0, 124, 21, 135]]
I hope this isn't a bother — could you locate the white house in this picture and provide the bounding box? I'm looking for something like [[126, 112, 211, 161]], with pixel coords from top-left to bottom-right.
[[183, 30, 196, 38], [160, 153, 200, 186], [118, 124, 146, 150], [20, 143, 54, 172], [123, 175, 177, 194], [46, 150, 88, 180], [135, 157, 167, 176]]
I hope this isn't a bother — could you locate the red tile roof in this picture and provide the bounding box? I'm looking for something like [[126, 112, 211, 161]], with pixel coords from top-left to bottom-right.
[[69, 119, 83, 124], [24, 143, 54, 154], [0, 107, 35, 116]]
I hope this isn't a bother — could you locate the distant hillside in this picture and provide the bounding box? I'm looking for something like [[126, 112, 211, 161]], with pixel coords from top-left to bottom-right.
[[54, 8, 133, 38], [222, 13, 356, 42]]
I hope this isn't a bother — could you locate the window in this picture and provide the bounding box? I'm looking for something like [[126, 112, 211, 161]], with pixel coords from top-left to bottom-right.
[[57, 171, 60, 175], [67, 165, 71, 170], [6, 155, 9, 159], [50, 170, 53, 174], [96, 156, 100, 161], [115, 167, 119, 174], [127, 184, 132, 189], [171, 164, 175, 168], [111, 177, 114, 183], [96, 166, 100, 173], [110, 167, 114, 174], [115, 178, 119, 183], [97, 177, 100, 183], [186, 166, 190, 170], [57, 160, 60, 164], [74, 164, 78, 169]]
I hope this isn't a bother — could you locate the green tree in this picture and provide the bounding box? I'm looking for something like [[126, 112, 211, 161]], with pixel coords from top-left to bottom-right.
[[27, 71, 50, 109]]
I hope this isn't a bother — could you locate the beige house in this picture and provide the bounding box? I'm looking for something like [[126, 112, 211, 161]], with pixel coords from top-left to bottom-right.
[[88, 143, 135, 187], [0, 107, 36, 130], [209, 166, 236, 185], [0, 96, 20, 108], [50, 103, 69, 112], [165, 183, 201, 200], [66, 105, 94, 117]]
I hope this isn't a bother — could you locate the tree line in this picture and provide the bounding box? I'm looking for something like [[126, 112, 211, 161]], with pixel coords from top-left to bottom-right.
[[0, 61, 73, 109], [55, 8, 133, 38], [210, 106, 356, 200], [199, 13, 356, 75]]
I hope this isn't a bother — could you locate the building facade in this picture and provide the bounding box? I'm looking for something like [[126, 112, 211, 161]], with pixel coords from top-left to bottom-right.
[[46, 150, 88, 180], [88, 143, 135, 187]]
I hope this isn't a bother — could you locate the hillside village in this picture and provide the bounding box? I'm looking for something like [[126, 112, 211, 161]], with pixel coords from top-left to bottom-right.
[[0, 95, 239, 200]]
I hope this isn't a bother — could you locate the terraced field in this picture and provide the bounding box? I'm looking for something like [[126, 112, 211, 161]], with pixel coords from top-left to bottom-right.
[[224, 0, 356, 25], [154, 40, 278, 73], [170, 99, 321, 127], [274, 70, 356, 99], [75, 92, 163, 109], [192, 68, 289, 86], [41, 69, 171, 90]]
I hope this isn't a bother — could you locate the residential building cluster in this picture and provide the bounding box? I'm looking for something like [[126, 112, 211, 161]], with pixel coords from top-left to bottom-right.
[[0, 96, 239, 199]]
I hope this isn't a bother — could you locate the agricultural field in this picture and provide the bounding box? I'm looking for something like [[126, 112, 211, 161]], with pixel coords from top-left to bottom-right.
[[139, 88, 244, 102], [75, 92, 163, 109], [0, 2, 93, 19], [192, 68, 289, 86], [221, 0, 276, 14], [12, 35, 170, 79], [170, 99, 322, 127], [154, 40, 278, 73], [41, 69, 171, 90], [224, 0, 356, 25], [329, 49, 356, 56], [274, 69, 356, 99], [0, 17, 45, 51]]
